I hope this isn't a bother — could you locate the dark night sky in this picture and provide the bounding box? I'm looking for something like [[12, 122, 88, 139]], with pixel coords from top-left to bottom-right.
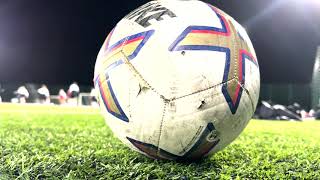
[[0, 0, 319, 86]]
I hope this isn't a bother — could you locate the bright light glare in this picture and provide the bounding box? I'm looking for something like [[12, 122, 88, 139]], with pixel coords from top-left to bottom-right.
[[291, 0, 320, 6], [244, 0, 284, 28], [309, 0, 319, 5]]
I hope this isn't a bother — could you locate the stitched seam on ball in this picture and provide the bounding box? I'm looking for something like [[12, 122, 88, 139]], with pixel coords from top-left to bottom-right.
[[157, 99, 168, 157], [120, 50, 165, 100], [119, 48, 169, 155], [128, 78, 132, 118], [239, 82, 255, 113], [171, 77, 237, 101], [232, 20, 239, 81]]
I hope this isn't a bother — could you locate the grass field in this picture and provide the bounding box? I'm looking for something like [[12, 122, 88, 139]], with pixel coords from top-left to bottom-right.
[[0, 103, 319, 179]]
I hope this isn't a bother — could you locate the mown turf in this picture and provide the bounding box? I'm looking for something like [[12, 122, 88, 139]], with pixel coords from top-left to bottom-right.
[[0, 104, 319, 179]]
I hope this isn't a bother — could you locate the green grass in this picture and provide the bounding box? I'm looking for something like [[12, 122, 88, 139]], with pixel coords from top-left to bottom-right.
[[0, 103, 319, 179]]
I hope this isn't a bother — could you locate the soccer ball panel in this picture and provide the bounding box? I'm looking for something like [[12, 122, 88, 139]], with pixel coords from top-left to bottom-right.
[[243, 55, 260, 109], [124, 89, 165, 152], [158, 84, 223, 158], [158, 78, 254, 158], [95, 54, 166, 151]]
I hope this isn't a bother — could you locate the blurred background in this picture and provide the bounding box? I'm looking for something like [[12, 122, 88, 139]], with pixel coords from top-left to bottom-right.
[[0, 0, 320, 119]]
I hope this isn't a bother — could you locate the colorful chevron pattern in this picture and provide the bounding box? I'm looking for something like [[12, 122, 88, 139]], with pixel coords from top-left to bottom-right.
[[95, 30, 154, 122], [169, 5, 258, 114], [127, 123, 220, 160]]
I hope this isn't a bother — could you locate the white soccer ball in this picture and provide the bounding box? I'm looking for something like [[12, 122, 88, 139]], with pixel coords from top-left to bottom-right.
[[94, 0, 260, 160]]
